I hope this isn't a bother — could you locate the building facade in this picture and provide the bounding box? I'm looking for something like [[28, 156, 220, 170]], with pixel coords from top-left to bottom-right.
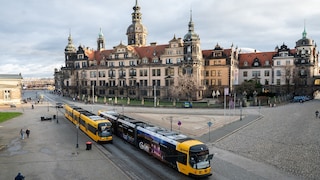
[[0, 74, 23, 105], [56, 1, 318, 101]]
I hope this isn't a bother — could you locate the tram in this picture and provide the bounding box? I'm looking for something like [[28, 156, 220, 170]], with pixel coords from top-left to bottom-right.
[[98, 110, 213, 177], [64, 104, 112, 143]]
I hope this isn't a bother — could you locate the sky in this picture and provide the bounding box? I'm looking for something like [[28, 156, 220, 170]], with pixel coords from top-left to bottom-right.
[[1, 0, 320, 78]]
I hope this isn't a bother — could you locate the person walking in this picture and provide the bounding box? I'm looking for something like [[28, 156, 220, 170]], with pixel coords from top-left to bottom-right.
[[26, 129, 30, 138], [20, 129, 24, 140], [316, 110, 319, 118], [15, 172, 25, 180]]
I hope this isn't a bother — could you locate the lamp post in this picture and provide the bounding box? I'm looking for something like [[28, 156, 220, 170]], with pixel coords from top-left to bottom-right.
[[56, 106, 59, 124], [170, 116, 173, 131], [76, 114, 79, 148], [240, 101, 243, 121]]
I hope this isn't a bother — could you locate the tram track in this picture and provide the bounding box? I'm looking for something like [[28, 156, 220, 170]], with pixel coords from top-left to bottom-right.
[[99, 136, 192, 180]]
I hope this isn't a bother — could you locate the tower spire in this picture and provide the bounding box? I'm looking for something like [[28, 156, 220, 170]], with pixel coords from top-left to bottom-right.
[[302, 19, 307, 39]]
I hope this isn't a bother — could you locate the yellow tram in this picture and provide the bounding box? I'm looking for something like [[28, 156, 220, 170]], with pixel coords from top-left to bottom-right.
[[64, 104, 112, 143], [99, 110, 213, 177]]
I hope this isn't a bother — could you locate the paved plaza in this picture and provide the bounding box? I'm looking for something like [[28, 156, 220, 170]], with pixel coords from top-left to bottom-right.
[[1, 93, 319, 179]]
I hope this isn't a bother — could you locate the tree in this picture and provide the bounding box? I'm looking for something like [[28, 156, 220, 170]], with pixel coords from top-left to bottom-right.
[[236, 79, 261, 96], [169, 74, 199, 101]]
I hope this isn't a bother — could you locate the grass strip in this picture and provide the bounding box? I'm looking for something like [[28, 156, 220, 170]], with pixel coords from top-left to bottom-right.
[[0, 112, 22, 123]]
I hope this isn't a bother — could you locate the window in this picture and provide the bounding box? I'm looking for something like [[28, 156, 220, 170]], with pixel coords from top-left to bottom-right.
[[265, 60, 270, 66], [217, 70, 222, 77], [4, 90, 11, 101], [82, 62, 87, 67], [152, 69, 161, 76], [119, 61, 124, 66], [243, 71, 248, 77], [99, 71, 105, 77], [205, 71, 209, 77], [90, 81, 96, 86], [244, 61, 248, 66], [252, 71, 260, 77], [165, 68, 174, 76], [276, 70, 281, 76], [217, 79, 222, 86], [211, 79, 216, 85], [139, 80, 148, 87], [129, 61, 136, 66], [140, 69, 148, 76], [187, 46, 191, 53], [265, 79, 269, 85], [99, 89, 105, 95], [129, 69, 136, 76], [109, 80, 116, 87], [109, 89, 115, 95], [211, 70, 216, 76], [129, 80, 136, 86], [276, 79, 281, 85], [166, 59, 173, 64], [152, 80, 160, 86], [109, 62, 114, 67], [276, 61, 280, 65], [264, 70, 270, 77], [119, 70, 126, 78], [142, 59, 148, 64], [99, 80, 105, 86], [90, 71, 97, 78], [108, 70, 115, 77], [165, 79, 174, 86], [118, 80, 125, 87]]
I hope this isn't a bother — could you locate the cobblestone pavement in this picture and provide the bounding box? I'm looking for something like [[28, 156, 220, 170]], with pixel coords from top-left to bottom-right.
[[214, 100, 320, 180]]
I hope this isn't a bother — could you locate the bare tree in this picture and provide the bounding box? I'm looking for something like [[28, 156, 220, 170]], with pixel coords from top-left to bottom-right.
[[169, 74, 200, 101]]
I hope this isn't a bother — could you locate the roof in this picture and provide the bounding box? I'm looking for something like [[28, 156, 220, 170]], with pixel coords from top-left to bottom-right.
[[0, 74, 23, 79], [238, 51, 276, 68]]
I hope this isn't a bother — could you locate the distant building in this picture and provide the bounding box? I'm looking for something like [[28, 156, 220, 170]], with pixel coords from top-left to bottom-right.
[[0, 74, 23, 105]]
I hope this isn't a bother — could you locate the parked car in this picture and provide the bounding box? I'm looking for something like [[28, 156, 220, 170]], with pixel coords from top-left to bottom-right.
[[292, 96, 306, 103], [183, 101, 192, 108], [56, 102, 64, 108]]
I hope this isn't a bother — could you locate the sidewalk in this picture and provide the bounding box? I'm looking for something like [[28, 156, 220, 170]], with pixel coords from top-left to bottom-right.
[[0, 104, 129, 180]]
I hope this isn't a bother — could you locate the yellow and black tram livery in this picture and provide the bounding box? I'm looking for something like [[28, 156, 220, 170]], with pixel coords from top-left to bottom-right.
[[64, 104, 112, 143], [99, 110, 213, 177]]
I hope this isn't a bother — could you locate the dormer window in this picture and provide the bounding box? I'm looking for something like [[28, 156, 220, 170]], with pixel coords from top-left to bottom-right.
[[265, 60, 269, 66], [244, 61, 248, 66], [254, 62, 259, 66]]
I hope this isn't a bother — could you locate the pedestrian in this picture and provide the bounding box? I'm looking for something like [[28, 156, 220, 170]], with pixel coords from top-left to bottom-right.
[[15, 172, 25, 180], [316, 110, 319, 118], [26, 129, 30, 138], [31, 104, 34, 109], [20, 129, 24, 140]]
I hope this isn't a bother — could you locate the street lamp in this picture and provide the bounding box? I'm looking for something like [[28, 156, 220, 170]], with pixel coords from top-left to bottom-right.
[[76, 113, 79, 148], [240, 101, 243, 121], [170, 116, 173, 131], [56, 106, 59, 124]]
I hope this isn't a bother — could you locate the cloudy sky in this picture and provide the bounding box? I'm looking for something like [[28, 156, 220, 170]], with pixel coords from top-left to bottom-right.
[[1, 0, 319, 78]]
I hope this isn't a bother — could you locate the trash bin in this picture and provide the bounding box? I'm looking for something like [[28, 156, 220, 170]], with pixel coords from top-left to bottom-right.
[[86, 141, 92, 150], [53, 115, 56, 119]]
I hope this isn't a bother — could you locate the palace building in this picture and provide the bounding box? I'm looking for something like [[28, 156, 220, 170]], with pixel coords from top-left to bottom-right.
[[56, 1, 318, 101]]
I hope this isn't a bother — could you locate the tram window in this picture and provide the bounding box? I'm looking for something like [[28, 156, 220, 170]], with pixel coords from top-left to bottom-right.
[[88, 124, 96, 134], [177, 152, 187, 165], [80, 118, 85, 126]]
